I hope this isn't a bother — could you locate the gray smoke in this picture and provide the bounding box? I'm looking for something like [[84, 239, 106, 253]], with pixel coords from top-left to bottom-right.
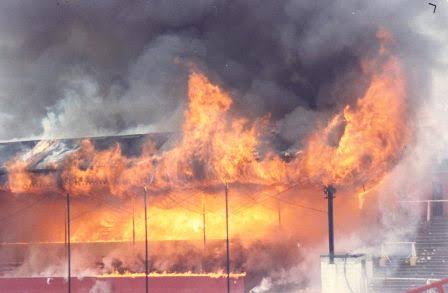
[[1, 1, 448, 291], [0, 0, 442, 145]]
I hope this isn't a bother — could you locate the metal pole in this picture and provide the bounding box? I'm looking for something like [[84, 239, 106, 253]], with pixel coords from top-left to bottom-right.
[[202, 194, 206, 251], [66, 193, 71, 293], [132, 195, 136, 246], [277, 199, 282, 228], [225, 183, 230, 293], [324, 185, 336, 264], [144, 186, 149, 293], [64, 208, 67, 248]]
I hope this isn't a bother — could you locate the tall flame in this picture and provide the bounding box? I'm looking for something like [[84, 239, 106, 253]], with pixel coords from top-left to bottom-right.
[[3, 29, 409, 244], [302, 54, 408, 186], [156, 71, 286, 187]]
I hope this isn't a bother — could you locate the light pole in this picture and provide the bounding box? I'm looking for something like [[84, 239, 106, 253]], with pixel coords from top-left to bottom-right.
[[324, 185, 336, 264], [143, 186, 149, 293]]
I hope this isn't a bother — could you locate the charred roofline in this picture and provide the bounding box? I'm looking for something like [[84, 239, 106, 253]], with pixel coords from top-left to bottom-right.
[[0, 132, 176, 146]]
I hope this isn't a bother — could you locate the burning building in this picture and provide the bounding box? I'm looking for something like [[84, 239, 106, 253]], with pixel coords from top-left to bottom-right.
[[0, 0, 446, 292], [0, 33, 417, 291]]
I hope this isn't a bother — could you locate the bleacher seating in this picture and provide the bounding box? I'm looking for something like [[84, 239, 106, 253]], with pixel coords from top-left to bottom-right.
[[370, 216, 448, 292]]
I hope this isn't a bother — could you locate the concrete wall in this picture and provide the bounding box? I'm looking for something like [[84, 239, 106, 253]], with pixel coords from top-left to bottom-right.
[[321, 254, 370, 293]]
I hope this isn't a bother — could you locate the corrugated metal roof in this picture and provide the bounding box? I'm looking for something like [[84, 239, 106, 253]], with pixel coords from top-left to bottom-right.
[[0, 132, 172, 173]]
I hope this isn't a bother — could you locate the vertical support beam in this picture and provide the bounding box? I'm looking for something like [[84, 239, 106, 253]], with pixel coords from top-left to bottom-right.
[[66, 193, 71, 293], [225, 183, 230, 293], [144, 186, 149, 293], [202, 194, 206, 251], [277, 199, 282, 228], [64, 208, 67, 250], [410, 242, 417, 266], [427, 201, 431, 223], [324, 185, 336, 264], [328, 192, 335, 264], [132, 195, 136, 246]]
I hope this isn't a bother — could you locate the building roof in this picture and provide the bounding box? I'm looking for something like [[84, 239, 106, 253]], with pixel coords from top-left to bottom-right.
[[0, 132, 172, 175]]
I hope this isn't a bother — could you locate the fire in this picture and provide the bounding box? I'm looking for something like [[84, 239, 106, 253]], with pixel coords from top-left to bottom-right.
[[157, 71, 286, 186], [5, 141, 57, 193], [301, 33, 408, 189], [6, 160, 34, 193], [155, 70, 255, 185], [2, 29, 410, 244], [69, 189, 280, 243], [97, 272, 246, 279]]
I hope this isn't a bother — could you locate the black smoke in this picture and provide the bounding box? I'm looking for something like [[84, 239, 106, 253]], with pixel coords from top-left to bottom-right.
[[0, 0, 441, 146]]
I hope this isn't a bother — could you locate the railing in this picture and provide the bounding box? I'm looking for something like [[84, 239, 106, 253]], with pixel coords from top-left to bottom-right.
[[407, 277, 448, 292], [370, 277, 442, 293], [380, 241, 417, 266], [400, 200, 448, 222]]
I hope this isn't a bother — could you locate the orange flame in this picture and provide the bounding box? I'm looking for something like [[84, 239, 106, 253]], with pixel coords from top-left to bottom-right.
[[302, 54, 408, 187], [157, 71, 286, 186], [3, 29, 410, 243]]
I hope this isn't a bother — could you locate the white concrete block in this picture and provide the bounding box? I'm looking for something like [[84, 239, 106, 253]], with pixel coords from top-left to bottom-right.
[[321, 254, 369, 293]]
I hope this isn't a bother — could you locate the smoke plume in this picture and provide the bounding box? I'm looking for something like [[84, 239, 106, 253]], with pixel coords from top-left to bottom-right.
[[0, 0, 440, 144]]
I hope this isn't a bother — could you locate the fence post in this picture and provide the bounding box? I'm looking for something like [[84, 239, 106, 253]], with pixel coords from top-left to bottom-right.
[[379, 243, 387, 267], [410, 242, 417, 266]]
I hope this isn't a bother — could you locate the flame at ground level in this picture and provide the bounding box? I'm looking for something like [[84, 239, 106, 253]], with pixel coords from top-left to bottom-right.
[[97, 272, 246, 278]]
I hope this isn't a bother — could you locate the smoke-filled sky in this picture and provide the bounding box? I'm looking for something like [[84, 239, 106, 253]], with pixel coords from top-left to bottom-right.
[[0, 0, 446, 143]]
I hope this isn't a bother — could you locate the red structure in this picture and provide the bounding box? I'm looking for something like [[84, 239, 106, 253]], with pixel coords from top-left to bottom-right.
[[0, 275, 245, 293], [407, 277, 448, 293]]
